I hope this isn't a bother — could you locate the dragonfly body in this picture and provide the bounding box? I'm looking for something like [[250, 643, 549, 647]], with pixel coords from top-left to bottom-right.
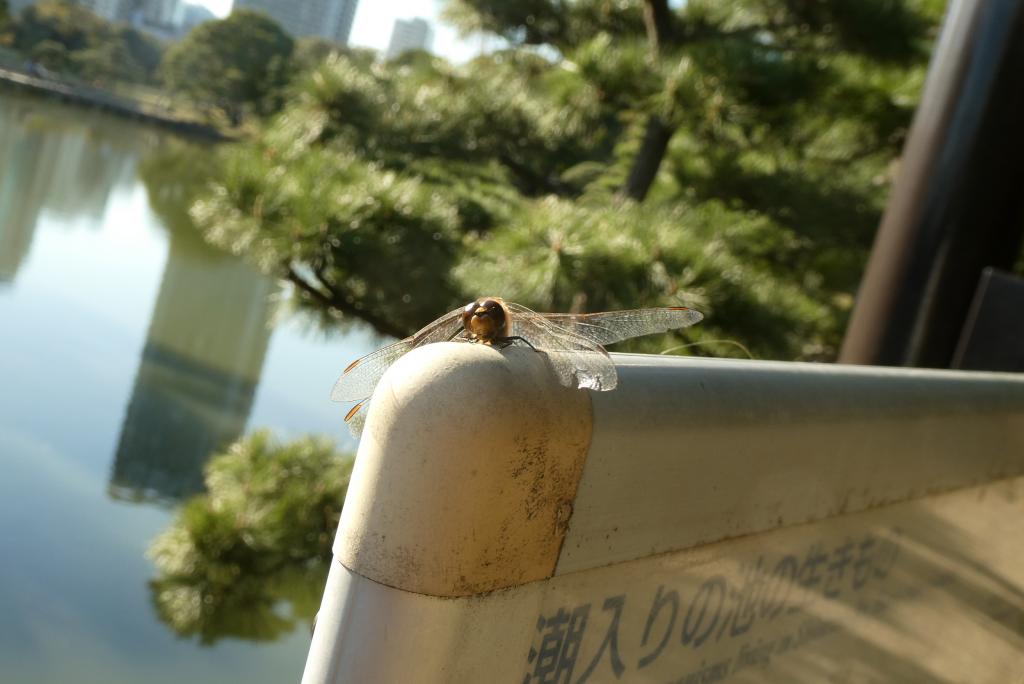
[[333, 297, 702, 435]]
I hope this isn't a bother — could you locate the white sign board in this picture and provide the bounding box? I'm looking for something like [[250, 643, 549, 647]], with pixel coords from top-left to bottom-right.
[[304, 345, 1024, 683]]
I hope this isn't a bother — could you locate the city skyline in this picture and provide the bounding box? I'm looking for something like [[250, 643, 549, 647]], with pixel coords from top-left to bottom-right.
[[193, 0, 483, 62], [234, 0, 358, 44], [9, 0, 487, 62]]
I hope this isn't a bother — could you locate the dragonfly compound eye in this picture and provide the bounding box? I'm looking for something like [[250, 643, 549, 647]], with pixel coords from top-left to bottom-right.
[[462, 298, 507, 342]]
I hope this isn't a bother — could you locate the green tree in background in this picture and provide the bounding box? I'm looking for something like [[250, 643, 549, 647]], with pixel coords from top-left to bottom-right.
[[11, 0, 163, 84], [291, 36, 376, 74], [445, 0, 937, 198], [161, 9, 294, 124], [445, 0, 941, 292], [112, 22, 163, 80], [191, 0, 944, 360], [0, 0, 10, 40]]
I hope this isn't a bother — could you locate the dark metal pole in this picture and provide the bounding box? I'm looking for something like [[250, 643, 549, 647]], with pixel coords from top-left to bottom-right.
[[839, 0, 1024, 367]]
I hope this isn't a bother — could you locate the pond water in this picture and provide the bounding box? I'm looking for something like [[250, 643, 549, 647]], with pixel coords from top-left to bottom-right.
[[0, 92, 384, 683]]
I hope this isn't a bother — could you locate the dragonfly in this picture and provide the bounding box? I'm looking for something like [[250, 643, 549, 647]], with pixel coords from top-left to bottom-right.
[[332, 297, 703, 435]]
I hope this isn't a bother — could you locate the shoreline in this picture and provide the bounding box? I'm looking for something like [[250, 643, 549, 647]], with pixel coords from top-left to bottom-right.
[[0, 66, 230, 142]]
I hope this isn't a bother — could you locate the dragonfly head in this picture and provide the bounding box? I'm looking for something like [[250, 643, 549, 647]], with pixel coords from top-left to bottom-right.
[[462, 297, 510, 343]]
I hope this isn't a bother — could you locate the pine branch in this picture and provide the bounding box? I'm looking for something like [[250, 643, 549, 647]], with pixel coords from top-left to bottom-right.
[[286, 264, 409, 339]]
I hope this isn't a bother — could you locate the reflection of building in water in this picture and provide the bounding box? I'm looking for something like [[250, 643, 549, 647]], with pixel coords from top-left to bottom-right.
[[0, 98, 137, 282], [110, 226, 276, 502], [0, 126, 43, 282]]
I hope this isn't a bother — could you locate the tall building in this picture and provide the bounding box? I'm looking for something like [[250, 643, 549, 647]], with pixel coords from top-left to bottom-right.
[[50, 0, 183, 29], [235, 0, 358, 44], [143, 0, 184, 27], [386, 17, 433, 60], [74, 0, 126, 20]]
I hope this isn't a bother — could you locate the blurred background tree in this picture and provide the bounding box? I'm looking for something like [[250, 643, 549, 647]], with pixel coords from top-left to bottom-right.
[[160, 9, 294, 124], [10, 0, 164, 84], [290, 36, 377, 75], [0, 0, 11, 41], [188, 0, 944, 360]]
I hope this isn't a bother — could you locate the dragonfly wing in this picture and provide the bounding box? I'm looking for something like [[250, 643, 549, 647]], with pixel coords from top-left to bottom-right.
[[344, 399, 370, 437], [330, 338, 415, 402], [331, 306, 467, 404], [544, 345, 618, 392], [506, 304, 618, 391], [542, 307, 703, 346], [411, 306, 468, 345]]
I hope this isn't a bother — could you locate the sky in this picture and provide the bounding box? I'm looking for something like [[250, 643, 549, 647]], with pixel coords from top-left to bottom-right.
[[193, 0, 486, 63]]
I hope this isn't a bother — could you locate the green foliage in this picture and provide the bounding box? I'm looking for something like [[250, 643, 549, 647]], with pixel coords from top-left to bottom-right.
[[14, 1, 101, 53], [0, 0, 10, 37], [291, 36, 376, 74], [190, 52, 613, 336], [112, 23, 163, 80], [148, 430, 353, 643], [11, 0, 164, 84], [443, 0, 646, 49], [191, 1, 945, 360], [160, 9, 294, 123], [192, 139, 465, 337], [288, 52, 607, 195], [27, 38, 68, 70], [455, 198, 833, 359], [138, 136, 222, 237]]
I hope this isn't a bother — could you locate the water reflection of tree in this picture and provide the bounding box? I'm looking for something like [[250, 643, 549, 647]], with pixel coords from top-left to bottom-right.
[[148, 431, 353, 644], [136, 135, 219, 238], [151, 560, 328, 645]]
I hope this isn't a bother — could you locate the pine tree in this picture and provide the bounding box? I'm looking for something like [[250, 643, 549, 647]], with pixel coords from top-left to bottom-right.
[[190, 0, 944, 360]]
